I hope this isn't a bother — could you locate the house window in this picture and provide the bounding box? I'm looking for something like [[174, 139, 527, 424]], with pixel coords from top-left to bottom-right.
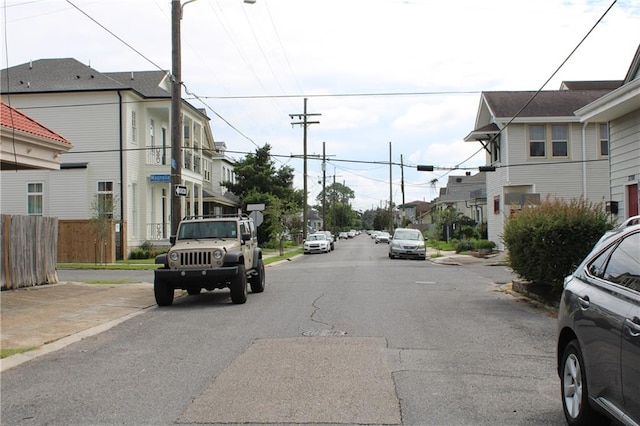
[[150, 119, 155, 146], [130, 111, 137, 144], [493, 195, 500, 214], [97, 181, 114, 218], [599, 124, 609, 157], [552, 125, 568, 157], [491, 135, 501, 163], [203, 160, 211, 182], [27, 183, 43, 216], [529, 125, 545, 157]]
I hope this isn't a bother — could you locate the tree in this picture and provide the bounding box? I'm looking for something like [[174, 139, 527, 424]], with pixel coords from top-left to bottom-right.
[[222, 144, 303, 245], [88, 194, 118, 264], [314, 182, 356, 232]]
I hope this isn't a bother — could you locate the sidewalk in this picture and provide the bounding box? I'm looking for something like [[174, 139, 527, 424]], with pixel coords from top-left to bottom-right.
[[1, 282, 157, 372]]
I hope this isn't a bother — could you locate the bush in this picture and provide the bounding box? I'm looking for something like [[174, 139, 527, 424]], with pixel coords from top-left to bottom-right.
[[128, 249, 150, 260], [502, 197, 612, 293], [455, 239, 474, 253], [474, 239, 496, 250]]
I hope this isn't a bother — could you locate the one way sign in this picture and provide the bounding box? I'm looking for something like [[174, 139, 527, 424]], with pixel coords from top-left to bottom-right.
[[175, 185, 188, 197]]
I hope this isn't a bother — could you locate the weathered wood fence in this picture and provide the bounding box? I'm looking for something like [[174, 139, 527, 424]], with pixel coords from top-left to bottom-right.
[[1, 215, 59, 290]]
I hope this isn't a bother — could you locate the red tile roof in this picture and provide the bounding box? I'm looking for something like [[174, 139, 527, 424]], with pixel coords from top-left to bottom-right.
[[1, 102, 71, 145]]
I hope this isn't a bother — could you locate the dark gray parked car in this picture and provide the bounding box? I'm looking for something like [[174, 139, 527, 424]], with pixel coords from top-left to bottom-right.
[[557, 223, 640, 426]]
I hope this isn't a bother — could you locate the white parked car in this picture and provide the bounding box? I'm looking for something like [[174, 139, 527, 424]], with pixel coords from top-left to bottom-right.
[[303, 233, 331, 254], [375, 232, 391, 244], [389, 228, 426, 259]]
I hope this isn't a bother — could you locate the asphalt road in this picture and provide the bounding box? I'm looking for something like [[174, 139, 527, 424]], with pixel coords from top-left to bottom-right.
[[1, 236, 565, 425]]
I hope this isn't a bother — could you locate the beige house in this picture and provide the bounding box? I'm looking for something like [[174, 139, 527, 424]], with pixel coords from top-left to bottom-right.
[[464, 83, 620, 249]]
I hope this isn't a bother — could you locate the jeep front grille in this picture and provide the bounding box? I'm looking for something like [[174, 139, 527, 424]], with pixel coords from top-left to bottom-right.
[[180, 251, 214, 267]]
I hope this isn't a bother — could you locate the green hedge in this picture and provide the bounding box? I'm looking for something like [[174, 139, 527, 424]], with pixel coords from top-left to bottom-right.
[[502, 197, 612, 293]]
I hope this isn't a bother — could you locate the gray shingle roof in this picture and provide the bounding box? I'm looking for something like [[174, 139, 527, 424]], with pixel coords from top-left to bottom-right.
[[1, 58, 170, 98], [105, 71, 171, 98], [483, 89, 614, 118]]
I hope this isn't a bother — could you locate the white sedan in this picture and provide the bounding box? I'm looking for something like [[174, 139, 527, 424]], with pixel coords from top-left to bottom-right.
[[303, 233, 331, 254]]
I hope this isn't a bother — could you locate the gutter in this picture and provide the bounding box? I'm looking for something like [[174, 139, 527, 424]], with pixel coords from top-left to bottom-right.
[[582, 122, 588, 198], [118, 91, 125, 260]]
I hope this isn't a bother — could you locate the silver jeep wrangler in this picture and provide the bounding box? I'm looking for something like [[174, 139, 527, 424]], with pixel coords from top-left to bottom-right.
[[153, 214, 265, 306]]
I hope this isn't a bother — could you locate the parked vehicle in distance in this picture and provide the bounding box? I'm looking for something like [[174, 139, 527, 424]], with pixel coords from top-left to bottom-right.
[[375, 232, 391, 244], [303, 233, 331, 254], [321, 231, 335, 250], [347, 230, 357, 238], [338, 231, 349, 240], [389, 228, 426, 259], [370, 231, 379, 239], [557, 224, 640, 426]]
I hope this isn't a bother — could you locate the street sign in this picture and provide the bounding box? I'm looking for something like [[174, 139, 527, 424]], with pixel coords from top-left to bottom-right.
[[247, 203, 265, 211], [249, 211, 264, 227], [175, 185, 188, 197]]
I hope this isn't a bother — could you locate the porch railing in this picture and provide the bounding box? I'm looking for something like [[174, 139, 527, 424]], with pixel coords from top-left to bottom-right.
[[147, 222, 169, 241]]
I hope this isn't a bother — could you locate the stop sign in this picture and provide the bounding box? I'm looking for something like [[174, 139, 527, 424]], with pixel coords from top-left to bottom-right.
[[249, 211, 263, 227]]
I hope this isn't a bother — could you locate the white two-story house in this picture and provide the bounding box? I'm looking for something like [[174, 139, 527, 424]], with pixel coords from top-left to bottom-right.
[[464, 81, 620, 249], [1, 58, 238, 259]]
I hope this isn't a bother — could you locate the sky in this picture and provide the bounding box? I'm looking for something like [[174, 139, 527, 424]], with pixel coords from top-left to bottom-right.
[[2, 0, 639, 212]]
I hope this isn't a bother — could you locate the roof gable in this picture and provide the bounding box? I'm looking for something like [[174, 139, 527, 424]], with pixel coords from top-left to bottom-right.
[[1, 101, 71, 145]]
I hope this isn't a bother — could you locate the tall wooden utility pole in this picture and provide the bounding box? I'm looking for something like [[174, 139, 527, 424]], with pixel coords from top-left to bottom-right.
[[289, 98, 320, 240], [389, 141, 393, 231]]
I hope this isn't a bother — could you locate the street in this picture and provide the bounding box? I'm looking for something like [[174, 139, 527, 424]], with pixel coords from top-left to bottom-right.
[[1, 236, 565, 425]]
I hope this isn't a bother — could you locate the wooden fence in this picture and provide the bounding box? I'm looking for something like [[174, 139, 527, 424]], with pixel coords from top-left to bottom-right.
[[57, 220, 116, 264], [1, 215, 59, 290]]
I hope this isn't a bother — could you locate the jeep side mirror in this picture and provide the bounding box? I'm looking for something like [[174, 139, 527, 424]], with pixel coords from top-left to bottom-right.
[[170, 235, 176, 245], [241, 233, 251, 242]]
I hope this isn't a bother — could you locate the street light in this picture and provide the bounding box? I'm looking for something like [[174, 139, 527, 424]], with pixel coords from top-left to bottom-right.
[[170, 0, 255, 237]]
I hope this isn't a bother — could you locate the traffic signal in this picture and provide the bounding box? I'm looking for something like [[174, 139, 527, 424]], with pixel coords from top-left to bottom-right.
[[417, 165, 434, 171]]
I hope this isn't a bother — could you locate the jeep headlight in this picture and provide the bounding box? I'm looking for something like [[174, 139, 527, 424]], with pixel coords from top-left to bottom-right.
[[213, 250, 223, 260], [169, 251, 179, 262]]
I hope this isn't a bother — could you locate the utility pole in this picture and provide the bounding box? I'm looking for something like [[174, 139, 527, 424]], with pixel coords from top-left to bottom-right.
[[401, 154, 405, 225], [389, 141, 393, 231], [170, 0, 255, 238], [289, 98, 320, 241], [322, 142, 327, 231], [170, 0, 184, 237]]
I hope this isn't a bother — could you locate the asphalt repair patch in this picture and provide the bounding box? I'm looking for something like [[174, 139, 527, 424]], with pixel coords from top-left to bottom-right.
[[178, 337, 401, 424]]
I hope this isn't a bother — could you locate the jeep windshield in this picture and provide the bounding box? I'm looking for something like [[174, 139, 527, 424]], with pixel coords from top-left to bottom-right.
[[177, 221, 238, 240]]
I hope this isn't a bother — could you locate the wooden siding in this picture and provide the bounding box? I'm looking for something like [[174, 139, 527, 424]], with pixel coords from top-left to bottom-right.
[[1, 215, 58, 289]]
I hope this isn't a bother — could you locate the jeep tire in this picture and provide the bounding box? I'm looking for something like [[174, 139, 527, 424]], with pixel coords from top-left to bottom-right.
[[249, 258, 265, 293], [230, 265, 248, 304], [154, 279, 174, 306]]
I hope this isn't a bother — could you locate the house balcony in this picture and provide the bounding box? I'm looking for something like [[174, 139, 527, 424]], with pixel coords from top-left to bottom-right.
[[147, 222, 169, 241], [147, 146, 168, 166]]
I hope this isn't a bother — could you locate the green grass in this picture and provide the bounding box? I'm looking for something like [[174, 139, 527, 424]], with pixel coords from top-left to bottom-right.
[[264, 248, 303, 265], [1, 347, 39, 358], [57, 260, 160, 270], [57, 246, 304, 270]]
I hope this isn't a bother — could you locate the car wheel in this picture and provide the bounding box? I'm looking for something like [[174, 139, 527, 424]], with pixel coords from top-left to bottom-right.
[[249, 258, 265, 293], [230, 265, 248, 304], [187, 288, 201, 295], [154, 279, 174, 306], [561, 340, 607, 426]]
